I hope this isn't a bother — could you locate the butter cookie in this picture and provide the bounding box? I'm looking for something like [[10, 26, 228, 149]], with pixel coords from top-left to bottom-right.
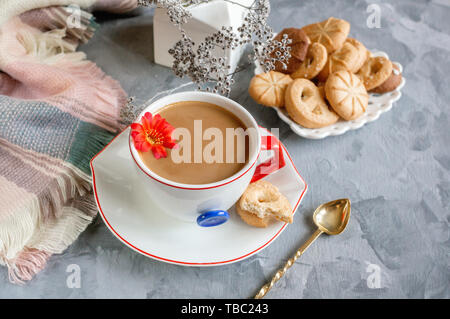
[[237, 180, 292, 228], [291, 42, 328, 80], [371, 64, 402, 93], [249, 71, 293, 107], [325, 70, 368, 121], [285, 78, 340, 128], [302, 17, 350, 53], [236, 206, 272, 228], [345, 38, 368, 72], [356, 56, 392, 91], [316, 41, 360, 82]]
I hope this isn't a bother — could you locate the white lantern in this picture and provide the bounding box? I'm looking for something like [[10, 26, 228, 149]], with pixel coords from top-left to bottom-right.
[[153, 0, 255, 73]]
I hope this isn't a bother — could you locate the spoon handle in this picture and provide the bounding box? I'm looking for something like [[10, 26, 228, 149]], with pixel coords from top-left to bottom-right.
[[254, 229, 323, 299]]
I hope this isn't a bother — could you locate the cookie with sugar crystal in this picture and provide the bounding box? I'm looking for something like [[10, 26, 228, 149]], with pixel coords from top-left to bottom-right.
[[302, 17, 350, 54], [285, 78, 340, 128], [325, 70, 369, 121], [356, 56, 392, 91], [248, 71, 293, 107], [291, 42, 328, 80]]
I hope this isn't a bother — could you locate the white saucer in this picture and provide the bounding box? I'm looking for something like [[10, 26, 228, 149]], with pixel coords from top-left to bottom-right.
[[91, 127, 307, 266], [254, 50, 405, 139]]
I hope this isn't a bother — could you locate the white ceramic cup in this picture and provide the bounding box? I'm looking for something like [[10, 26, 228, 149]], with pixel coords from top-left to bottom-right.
[[129, 91, 283, 226]]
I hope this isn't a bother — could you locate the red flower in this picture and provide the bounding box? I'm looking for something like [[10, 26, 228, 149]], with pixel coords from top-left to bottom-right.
[[131, 112, 178, 159]]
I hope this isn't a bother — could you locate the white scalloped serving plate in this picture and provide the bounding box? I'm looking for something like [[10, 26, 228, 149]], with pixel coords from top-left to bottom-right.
[[254, 50, 405, 139]]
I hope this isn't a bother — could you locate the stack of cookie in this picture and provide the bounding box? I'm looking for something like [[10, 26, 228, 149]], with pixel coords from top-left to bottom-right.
[[249, 17, 403, 129]]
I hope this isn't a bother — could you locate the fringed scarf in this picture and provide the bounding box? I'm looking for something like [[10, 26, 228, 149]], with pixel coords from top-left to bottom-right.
[[0, 0, 138, 284]]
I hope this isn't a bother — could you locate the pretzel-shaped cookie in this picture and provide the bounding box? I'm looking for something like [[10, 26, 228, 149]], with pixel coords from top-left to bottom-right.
[[285, 78, 339, 128], [357, 56, 393, 91], [371, 64, 402, 93], [291, 43, 328, 80]]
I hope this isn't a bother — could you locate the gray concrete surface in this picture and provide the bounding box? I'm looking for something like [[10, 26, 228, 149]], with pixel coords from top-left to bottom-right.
[[1, 0, 449, 298]]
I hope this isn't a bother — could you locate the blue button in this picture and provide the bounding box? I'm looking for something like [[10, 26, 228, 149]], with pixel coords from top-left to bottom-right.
[[197, 210, 229, 227]]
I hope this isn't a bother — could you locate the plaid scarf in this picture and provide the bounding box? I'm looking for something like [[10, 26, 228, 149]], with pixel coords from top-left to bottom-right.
[[0, 0, 137, 284]]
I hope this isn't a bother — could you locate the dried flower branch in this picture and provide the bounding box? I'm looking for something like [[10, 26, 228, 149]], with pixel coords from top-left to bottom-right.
[[138, 0, 291, 95], [120, 97, 139, 125]]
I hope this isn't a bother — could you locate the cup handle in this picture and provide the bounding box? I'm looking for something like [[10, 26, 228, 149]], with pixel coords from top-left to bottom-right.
[[251, 135, 286, 183]]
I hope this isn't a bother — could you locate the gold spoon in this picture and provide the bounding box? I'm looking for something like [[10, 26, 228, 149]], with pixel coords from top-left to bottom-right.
[[254, 198, 351, 299]]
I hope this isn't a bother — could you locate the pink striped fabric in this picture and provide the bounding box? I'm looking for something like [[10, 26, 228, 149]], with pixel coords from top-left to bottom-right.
[[0, 0, 138, 283]]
